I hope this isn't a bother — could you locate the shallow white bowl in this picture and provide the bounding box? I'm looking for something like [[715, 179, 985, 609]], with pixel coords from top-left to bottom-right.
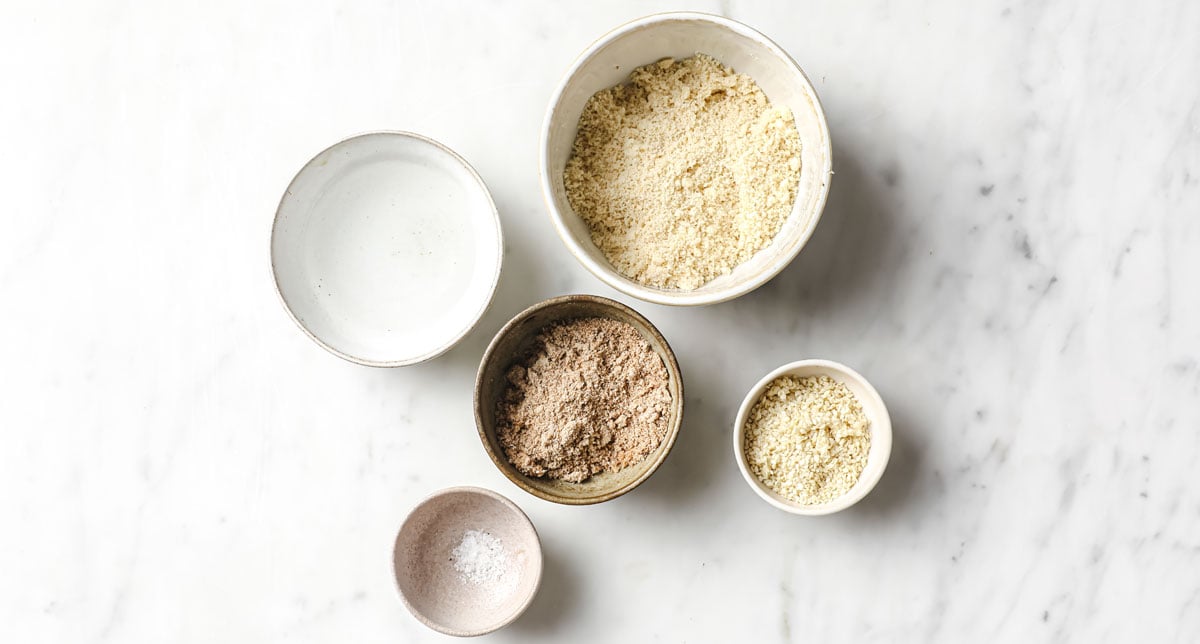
[[540, 12, 833, 306], [393, 486, 542, 637], [272, 132, 502, 367], [734, 360, 892, 515]]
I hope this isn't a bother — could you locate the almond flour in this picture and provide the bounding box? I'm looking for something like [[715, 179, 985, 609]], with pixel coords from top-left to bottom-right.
[[743, 375, 870, 505], [563, 53, 802, 290], [496, 317, 671, 483]]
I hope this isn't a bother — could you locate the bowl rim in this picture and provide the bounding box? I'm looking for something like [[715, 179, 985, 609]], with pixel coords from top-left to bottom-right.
[[392, 485, 544, 637], [538, 11, 834, 307], [270, 130, 503, 368], [473, 294, 684, 505], [733, 359, 892, 515]]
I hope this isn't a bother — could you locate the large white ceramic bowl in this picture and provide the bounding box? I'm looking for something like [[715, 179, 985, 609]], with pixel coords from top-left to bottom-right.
[[271, 132, 502, 367], [540, 12, 833, 306], [734, 360, 892, 515]]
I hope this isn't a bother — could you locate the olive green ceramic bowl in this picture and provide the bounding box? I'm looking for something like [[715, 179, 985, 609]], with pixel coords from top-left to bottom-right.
[[474, 295, 684, 505]]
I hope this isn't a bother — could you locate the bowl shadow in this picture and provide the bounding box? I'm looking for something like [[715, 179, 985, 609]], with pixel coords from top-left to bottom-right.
[[624, 346, 740, 511], [507, 539, 578, 636], [739, 140, 900, 322], [847, 403, 923, 520]]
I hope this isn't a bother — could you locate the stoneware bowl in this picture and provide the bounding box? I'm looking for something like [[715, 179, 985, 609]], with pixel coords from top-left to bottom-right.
[[271, 131, 502, 367], [540, 12, 833, 306], [474, 295, 684, 505], [392, 486, 542, 637], [733, 360, 892, 515]]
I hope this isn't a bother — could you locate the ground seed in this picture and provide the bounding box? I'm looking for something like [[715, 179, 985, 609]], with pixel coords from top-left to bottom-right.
[[496, 317, 671, 483], [564, 53, 802, 290], [743, 375, 871, 505]]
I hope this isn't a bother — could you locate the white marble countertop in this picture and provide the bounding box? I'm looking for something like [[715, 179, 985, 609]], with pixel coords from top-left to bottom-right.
[[3, 1, 1198, 641]]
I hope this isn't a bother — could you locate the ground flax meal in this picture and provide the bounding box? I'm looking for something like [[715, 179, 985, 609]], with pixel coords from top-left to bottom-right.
[[496, 317, 671, 483], [563, 53, 802, 290]]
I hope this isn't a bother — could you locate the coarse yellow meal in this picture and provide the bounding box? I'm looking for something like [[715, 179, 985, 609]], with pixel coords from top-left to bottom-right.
[[743, 375, 870, 505], [563, 53, 802, 291]]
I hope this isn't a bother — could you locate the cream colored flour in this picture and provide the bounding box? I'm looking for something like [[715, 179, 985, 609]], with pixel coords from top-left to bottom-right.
[[563, 53, 802, 290], [743, 375, 870, 505]]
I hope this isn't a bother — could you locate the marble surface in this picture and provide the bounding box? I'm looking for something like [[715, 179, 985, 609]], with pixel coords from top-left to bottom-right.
[[2, 1, 1198, 641]]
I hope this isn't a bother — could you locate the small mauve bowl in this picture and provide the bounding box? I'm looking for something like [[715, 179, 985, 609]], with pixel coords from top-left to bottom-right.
[[393, 486, 542, 637], [733, 360, 892, 515], [474, 295, 684, 505]]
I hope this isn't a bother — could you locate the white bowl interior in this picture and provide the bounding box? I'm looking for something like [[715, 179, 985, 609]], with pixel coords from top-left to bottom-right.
[[734, 360, 892, 515], [394, 487, 542, 636], [272, 132, 501, 366], [542, 13, 832, 305]]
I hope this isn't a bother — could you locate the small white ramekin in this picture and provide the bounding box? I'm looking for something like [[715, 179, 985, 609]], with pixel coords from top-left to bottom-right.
[[734, 360, 892, 515], [540, 12, 833, 306]]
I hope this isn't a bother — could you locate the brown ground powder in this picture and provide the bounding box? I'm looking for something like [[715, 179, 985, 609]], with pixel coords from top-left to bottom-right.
[[564, 53, 802, 290], [496, 317, 671, 483]]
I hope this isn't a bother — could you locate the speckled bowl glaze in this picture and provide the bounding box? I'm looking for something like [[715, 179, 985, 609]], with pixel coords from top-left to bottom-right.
[[541, 12, 833, 306], [393, 486, 542, 637], [733, 360, 892, 515], [474, 295, 684, 505]]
